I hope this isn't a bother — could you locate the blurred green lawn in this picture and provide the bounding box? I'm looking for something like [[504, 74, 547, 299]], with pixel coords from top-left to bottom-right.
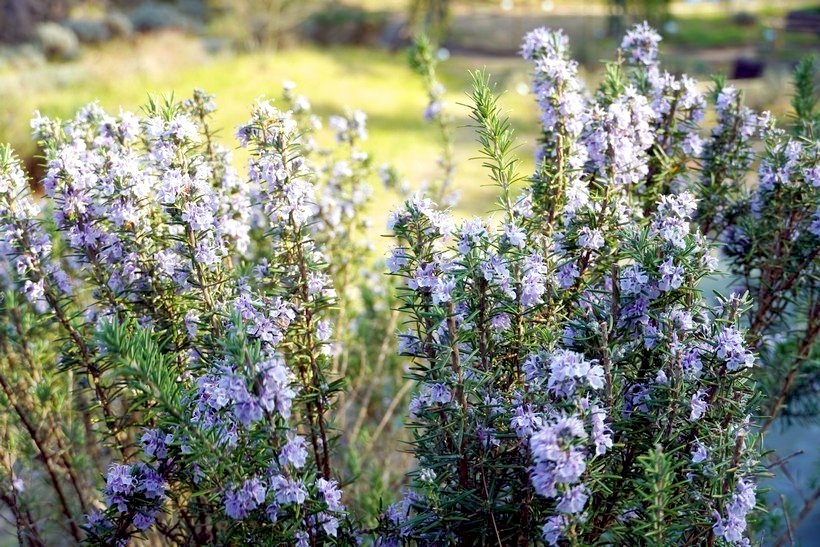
[[0, 33, 540, 242], [0, 25, 805, 250]]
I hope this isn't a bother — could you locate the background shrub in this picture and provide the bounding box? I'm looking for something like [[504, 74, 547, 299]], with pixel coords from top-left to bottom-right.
[[34, 22, 80, 61], [128, 2, 195, 33]]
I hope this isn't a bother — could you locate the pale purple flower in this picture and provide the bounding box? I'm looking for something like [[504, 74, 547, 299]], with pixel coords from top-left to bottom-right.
[[141, 429, 172, 460], [427, 383, 452, 405], [386, 247, 409, 273], [811, 206, 820, 238], [503, 222, 527, 248], [563, 178, 590, 219], [652, 192, 697, 248], [523, 27, 589, 169], [184, 309, 200, 338], [547, 349, 604, 396], [106, 464, 137, 497], [423, 100, 443, 122], [280, 434, 308, 469], [234, 399, 263, 426], [23, 279, 45, 305], [318, 512, 340, 537], [397, 329, 422, 356], [642, 323, 663, 349], [133, 510, 157, 531], [168, 115, 200, 142], [682, 347, 704, 377], [521, 253, 548, 307], [623, 383, 650, 418], [541, 515, 566, 546], [85, 510, 111, 530], [530, 413, 588, 488], [266, 502, 279, 523], [481, 254, 512, 296], [458, 217, 487, 254], [691, 440, 708, 463], [490, 313, 511, 332], [590, 404, 612, 456], [224, 489, 247, 520], [621, 22, 662, 67], [307, 272, 330, 296], [138, 466, 166, 499], [257, 357, 296, 419], [806, 165, 820, 188], [556, 484, 589, 514], [315, 320, 333, 342], [667, 308, 694, 332], [577, 227, 604, 250], [715, 326, 754, 371], [714, 478, 756, 544], [510, 404, 544, 438], [585, 87, 655, 187], [431, 276, 456, 305], [620, 264, 649, 296], [658, 258, 684, 291], [556, 261, 580, 289], [271, 476, 308, 505], [690, 389, 708, 421], [520, 27, 570, 62], [316, 478, 345, 512], [407, 263, 436, 291], [683, 132, 704, 157], [182, 202, 216, 232]]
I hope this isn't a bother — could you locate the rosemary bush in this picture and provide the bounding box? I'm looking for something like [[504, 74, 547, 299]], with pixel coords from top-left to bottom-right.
[[1, 88, 369, 545], [380, 27, 748, 545], [0, 22, 817, 546]]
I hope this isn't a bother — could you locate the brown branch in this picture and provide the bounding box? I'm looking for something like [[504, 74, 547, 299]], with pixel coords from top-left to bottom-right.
[[760, 301, 820, 436], [773, 486, 820, 547], [0, 372, 82, 542]]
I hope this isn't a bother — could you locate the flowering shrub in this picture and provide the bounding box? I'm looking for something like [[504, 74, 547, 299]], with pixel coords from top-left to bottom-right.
[[384, 22, 758, 544], [0, 87, 370, 544], [708, 57, 819, 543], [378, 25, 817, 545], [712, 57, 819, 422], [0, 22, 817, 546]]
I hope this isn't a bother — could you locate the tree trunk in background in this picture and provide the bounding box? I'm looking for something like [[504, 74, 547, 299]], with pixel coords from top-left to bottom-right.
[[0, 0, 72, 43]]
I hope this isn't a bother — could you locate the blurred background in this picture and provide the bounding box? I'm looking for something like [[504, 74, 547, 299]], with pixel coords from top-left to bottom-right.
[[0, 0, 818, 221], [0, 0, 818, 543]]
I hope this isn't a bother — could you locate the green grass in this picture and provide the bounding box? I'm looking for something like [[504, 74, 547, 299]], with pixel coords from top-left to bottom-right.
[[666, 16, 765, 49], [0, 34, 539, 232]]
